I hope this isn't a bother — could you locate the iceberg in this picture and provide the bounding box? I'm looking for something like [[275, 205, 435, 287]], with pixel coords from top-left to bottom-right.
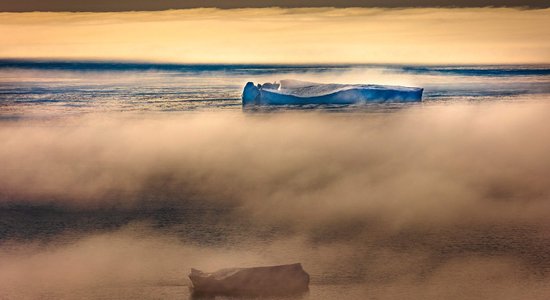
[[189, 263, 310, 296], [242, 79, 423, 106]]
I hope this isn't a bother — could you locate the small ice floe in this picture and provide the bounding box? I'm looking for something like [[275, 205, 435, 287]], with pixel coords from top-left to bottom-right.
[[189, 263, 310, 296], [242, 79, 423, 106]]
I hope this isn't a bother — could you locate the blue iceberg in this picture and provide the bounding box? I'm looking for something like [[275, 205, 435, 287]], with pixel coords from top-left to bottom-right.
[[242, 79, 423, 106]]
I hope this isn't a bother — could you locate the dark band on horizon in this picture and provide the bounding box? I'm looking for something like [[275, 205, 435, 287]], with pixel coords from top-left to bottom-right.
[[0, 0, 548, 12]]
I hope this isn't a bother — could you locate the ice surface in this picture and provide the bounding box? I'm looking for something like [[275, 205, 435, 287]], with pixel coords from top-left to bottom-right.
[[189, 263, 309, 296], [242, 79, 423, 106]]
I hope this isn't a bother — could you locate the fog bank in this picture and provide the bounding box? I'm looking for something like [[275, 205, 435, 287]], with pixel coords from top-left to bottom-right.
[[1, 102, 550, 298]]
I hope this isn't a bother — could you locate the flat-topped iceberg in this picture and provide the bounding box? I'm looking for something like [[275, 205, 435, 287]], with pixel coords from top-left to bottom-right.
[[189, 263, 309, 296], [242, 79, 423, 106]]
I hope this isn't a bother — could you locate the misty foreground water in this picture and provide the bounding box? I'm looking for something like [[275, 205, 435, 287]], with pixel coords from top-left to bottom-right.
[[1, 62, 550, 299]]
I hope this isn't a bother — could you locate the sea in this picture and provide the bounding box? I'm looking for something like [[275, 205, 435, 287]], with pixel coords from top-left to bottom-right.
[[1, 60, 550, 116], [1, 60, 550, 299]]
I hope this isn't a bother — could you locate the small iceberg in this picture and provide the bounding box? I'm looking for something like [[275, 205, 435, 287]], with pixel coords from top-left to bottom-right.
[[242, 79, 423, 106], [189, 263, 310, 296]]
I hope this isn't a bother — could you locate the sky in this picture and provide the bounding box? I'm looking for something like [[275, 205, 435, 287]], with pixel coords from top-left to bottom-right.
[[1, 8, 549, 64], [0, 0, 548, 11]]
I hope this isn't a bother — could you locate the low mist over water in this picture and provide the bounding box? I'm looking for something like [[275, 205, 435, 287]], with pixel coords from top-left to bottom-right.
[[1, 62, 550, 299]]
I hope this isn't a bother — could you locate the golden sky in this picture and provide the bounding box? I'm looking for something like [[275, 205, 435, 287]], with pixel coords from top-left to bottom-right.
[[1, 8, 549, 64]]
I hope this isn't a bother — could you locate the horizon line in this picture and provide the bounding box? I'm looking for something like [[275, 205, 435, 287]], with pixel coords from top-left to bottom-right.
[[2, 58, 550, 67]]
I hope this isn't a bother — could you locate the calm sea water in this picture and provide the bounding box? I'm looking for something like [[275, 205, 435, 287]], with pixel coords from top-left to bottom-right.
[[1, 60, 550, 116], [1, 60, 550, 299]]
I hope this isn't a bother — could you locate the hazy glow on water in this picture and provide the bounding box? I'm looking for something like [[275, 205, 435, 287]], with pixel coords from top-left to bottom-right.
[[1, 62, 550, 116], [1, 63, 550, 299]]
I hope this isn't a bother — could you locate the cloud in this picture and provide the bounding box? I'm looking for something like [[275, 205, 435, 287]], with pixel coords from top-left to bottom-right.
[[0, 0, 549, 12], [1, 8, 549, 64]]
